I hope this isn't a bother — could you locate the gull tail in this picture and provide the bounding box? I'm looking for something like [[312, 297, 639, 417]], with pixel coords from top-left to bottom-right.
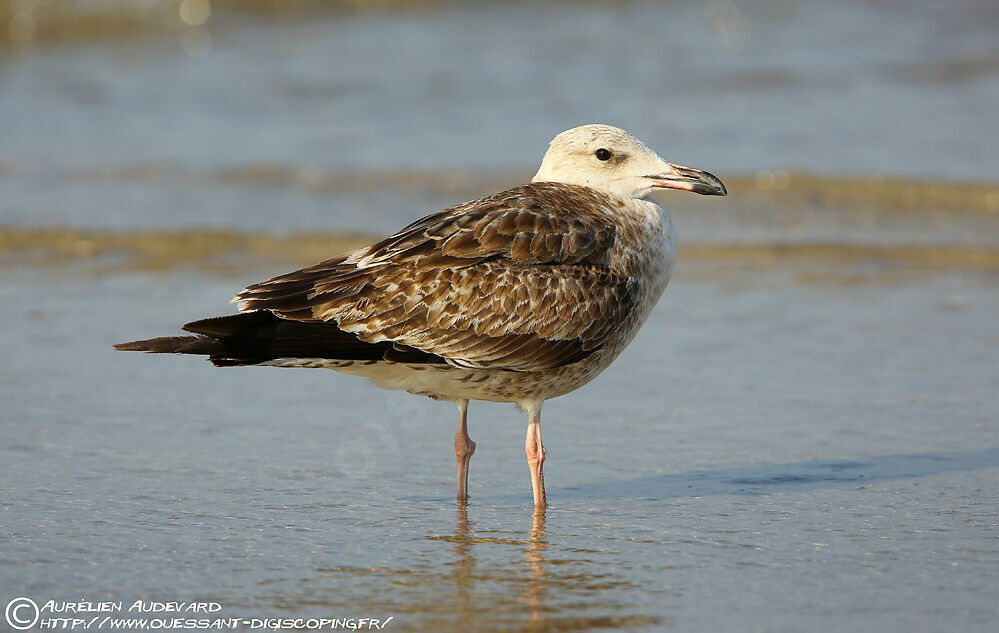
[[115, 311, 288, 367], [114, 310, 446, 368], [114, 336, 222, 355]]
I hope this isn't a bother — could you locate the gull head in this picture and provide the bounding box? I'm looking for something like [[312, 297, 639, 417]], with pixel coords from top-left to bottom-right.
[[532, 124, 727, 200]]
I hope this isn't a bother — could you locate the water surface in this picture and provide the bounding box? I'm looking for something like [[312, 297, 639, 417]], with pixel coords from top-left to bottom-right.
[[2, 2, 998, 631], [3, 248, 998, 632]]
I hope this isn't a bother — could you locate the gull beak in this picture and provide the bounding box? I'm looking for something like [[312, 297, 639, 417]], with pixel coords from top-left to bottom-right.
[[646, 163, 727, 196]]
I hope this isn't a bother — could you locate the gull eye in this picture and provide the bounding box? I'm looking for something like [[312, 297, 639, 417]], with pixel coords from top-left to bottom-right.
[[594, 148, 612, 161]]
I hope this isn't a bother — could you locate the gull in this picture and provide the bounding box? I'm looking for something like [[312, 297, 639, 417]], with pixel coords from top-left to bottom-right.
[[115, 124, 726, 508]]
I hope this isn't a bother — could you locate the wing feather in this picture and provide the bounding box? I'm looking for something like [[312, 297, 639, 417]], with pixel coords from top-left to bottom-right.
[[234, 183, 637, 371]]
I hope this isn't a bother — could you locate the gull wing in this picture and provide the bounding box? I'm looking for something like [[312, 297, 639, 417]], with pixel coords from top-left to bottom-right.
[[230, 182, 638, 371]]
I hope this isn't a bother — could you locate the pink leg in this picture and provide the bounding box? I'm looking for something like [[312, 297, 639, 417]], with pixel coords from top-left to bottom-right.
[[454, 399, 475, 504], [524, 403, 547, 508]]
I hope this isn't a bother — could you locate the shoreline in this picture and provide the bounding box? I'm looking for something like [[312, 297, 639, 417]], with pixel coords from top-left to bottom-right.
[[4, 226, 998, 275]]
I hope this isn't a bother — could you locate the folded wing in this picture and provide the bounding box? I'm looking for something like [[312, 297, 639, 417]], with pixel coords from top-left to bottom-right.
[[233, 182, 638, 372]]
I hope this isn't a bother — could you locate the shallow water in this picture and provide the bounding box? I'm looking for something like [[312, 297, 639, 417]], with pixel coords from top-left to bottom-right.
[[3, 253, 998, 632], [2, 1, 999, 631]]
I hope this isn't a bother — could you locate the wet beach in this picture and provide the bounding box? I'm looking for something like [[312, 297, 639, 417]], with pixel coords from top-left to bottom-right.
[[3, 1, 999, 631]]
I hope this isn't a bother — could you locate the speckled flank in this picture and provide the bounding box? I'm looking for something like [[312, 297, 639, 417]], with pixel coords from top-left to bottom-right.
[[264, 190, 676, 402], [244, 183, 675, 404]]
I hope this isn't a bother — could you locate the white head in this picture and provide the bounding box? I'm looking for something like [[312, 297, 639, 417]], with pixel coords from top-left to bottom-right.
[[532, 124, 726, 200]]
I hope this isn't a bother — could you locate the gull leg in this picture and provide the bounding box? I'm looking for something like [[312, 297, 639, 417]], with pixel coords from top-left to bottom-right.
[[524, 402, 547, 508], [454, 399, 475, 504]]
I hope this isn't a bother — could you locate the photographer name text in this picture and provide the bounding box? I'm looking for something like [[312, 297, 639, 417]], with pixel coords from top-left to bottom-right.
[[42, 602, 222, 614]]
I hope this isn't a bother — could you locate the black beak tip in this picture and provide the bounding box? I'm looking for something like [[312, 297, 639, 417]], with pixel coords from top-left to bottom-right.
[[697, 171, 727, 196]]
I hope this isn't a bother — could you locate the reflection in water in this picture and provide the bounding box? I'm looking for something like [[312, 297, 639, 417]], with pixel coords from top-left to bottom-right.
[[446, 505, 550, 630], [282, 498, 655, 630], [520, 509, 549, 628], [451, 504, 476, 629], [433, 507, 657, 631]]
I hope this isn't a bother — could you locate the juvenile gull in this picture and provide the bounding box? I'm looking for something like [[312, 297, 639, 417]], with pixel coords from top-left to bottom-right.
[[115, 124, 726, 508]]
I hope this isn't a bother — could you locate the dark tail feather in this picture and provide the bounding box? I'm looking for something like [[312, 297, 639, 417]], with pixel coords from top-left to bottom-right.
[[114, 336, 222, 355], [115, 310, 446, 368], [182, 310, 275, 337]]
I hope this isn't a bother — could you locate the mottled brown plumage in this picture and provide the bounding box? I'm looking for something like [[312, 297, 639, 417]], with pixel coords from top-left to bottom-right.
[[233, 182, 637, 372]]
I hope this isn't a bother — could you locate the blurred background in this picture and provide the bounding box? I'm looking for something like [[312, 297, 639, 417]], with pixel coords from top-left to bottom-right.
[[2, 0, 998, 238], [2, 2, 998, 632]]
